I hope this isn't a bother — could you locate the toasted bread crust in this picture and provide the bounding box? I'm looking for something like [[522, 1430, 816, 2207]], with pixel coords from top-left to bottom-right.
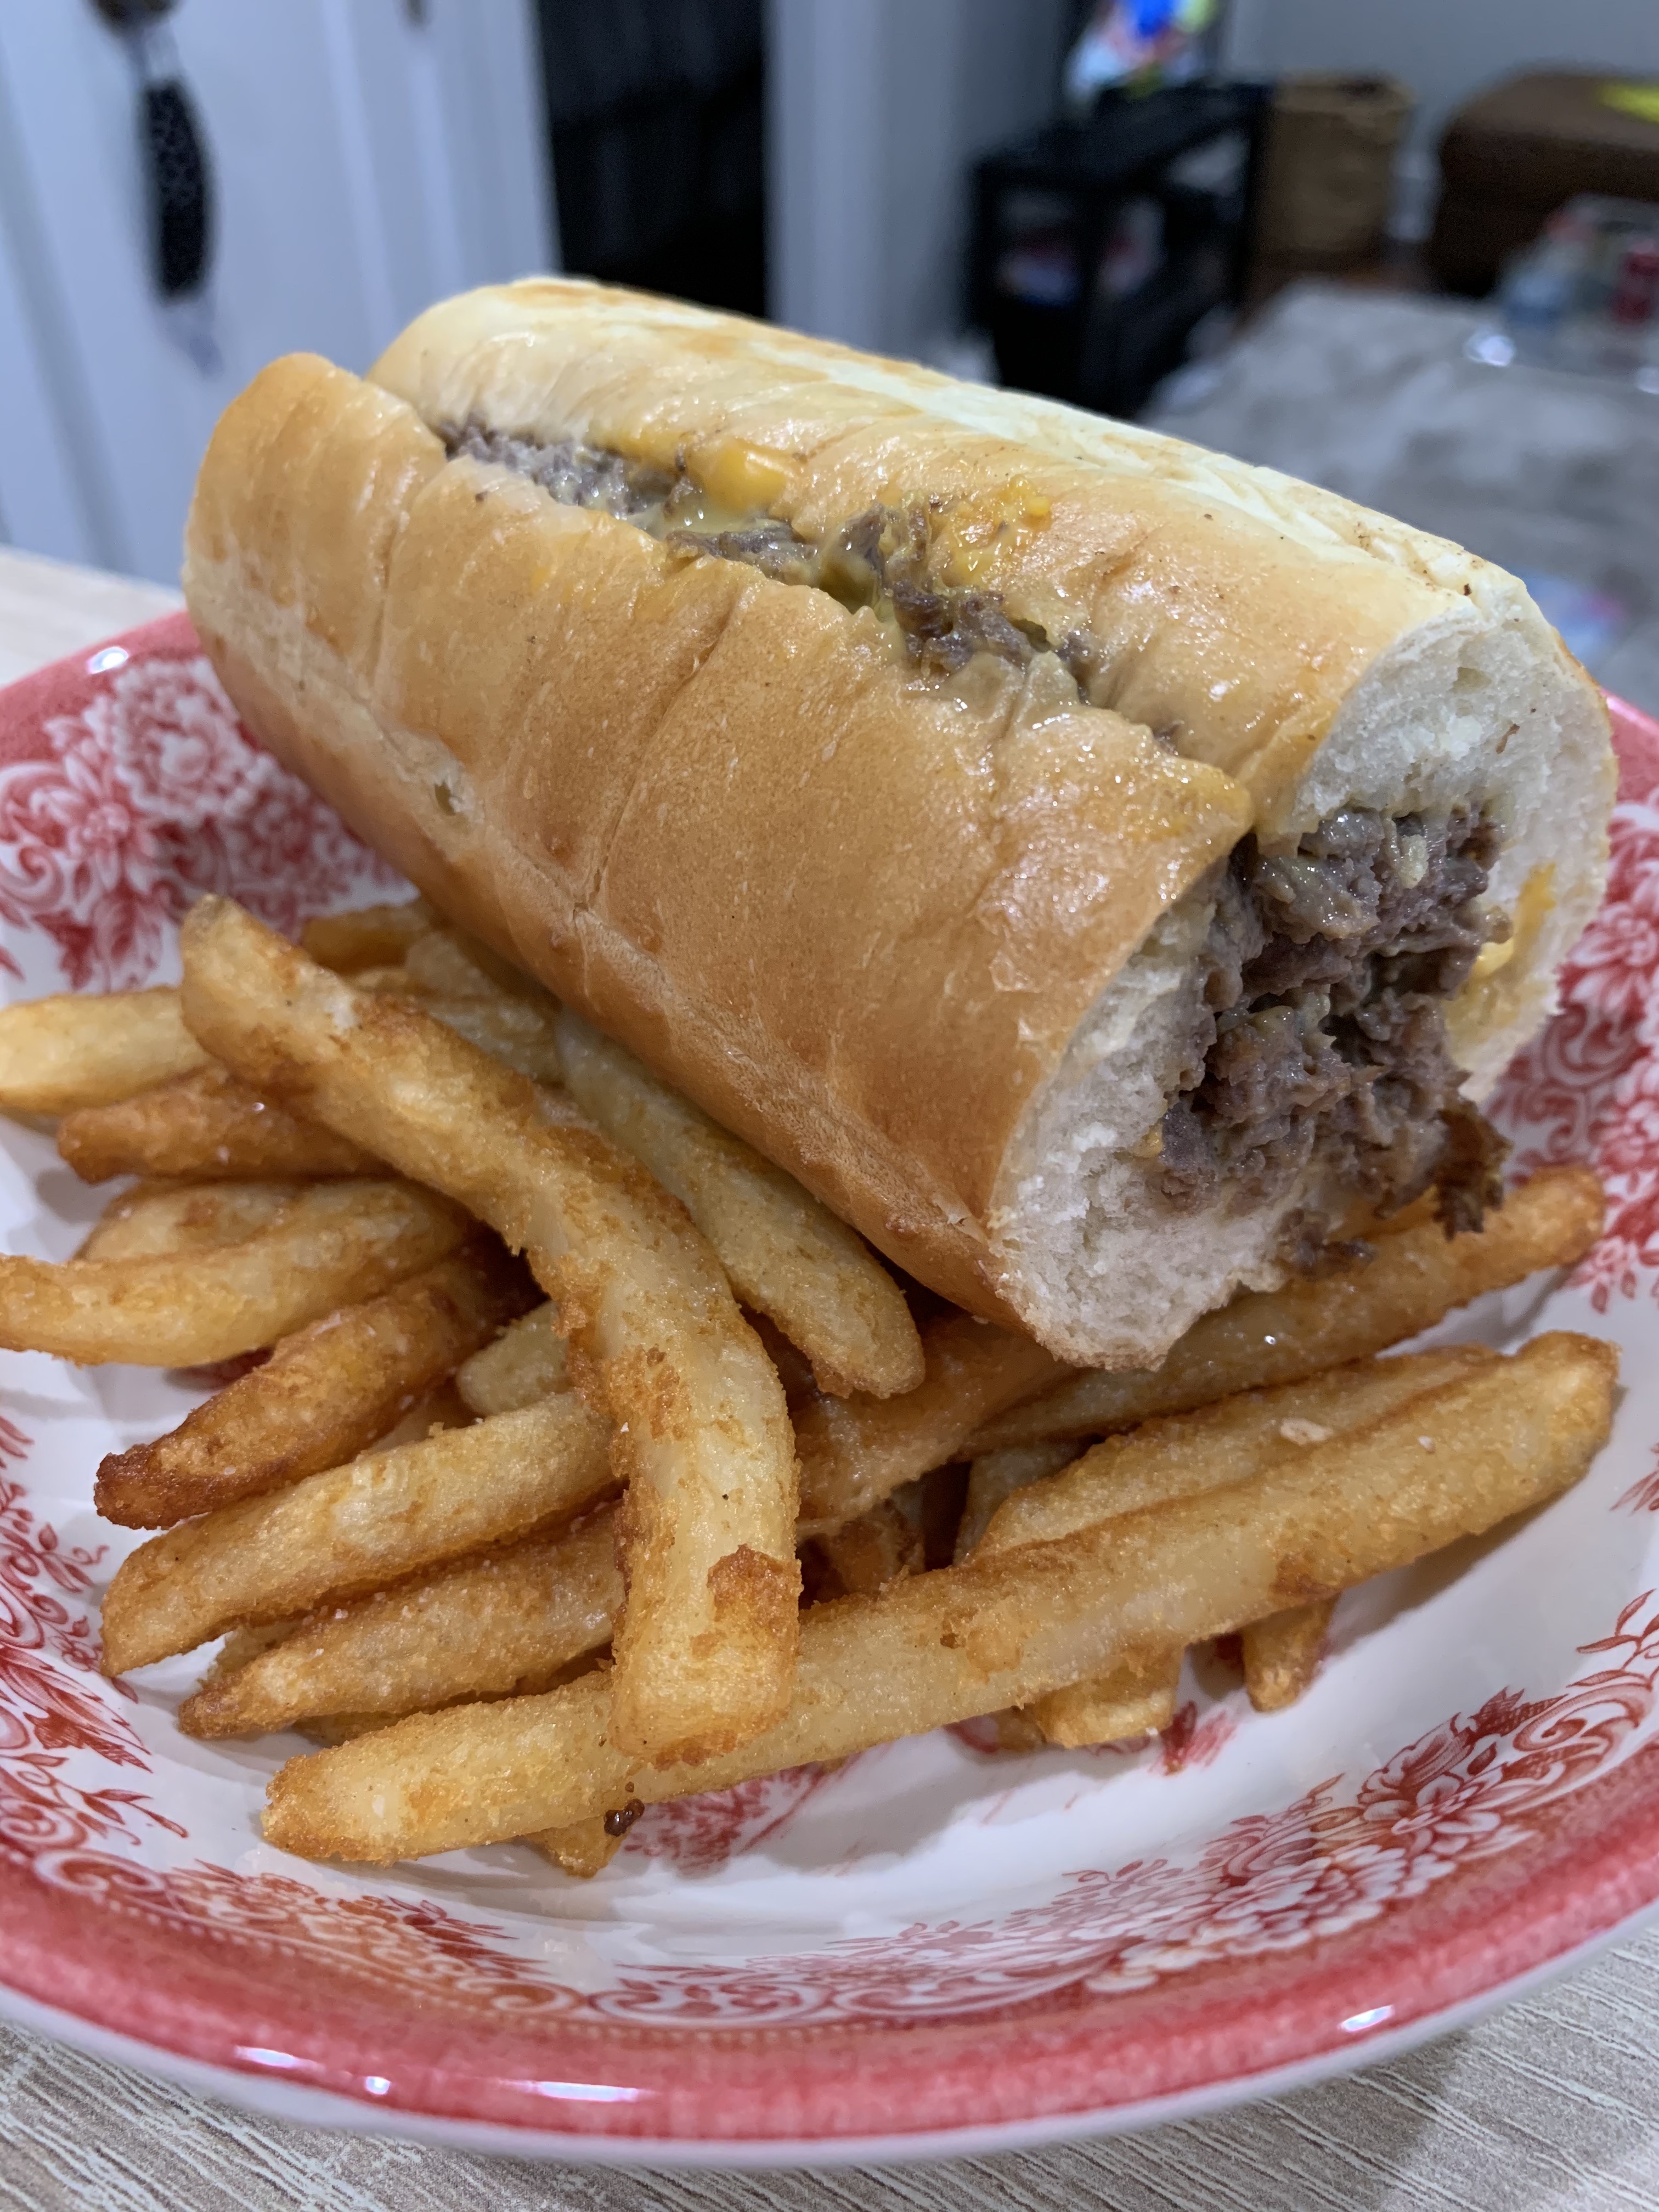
[[183, 283, 1611, 1336]]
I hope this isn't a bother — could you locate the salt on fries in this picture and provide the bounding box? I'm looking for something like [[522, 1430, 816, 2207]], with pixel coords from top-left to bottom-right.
[[0, 890, 1620, 1875], [261, 1333, 1616, 1861], [179, 897, 798, 1766], [95, 1234, 536, 1527], [0, 986, 208, 1115]]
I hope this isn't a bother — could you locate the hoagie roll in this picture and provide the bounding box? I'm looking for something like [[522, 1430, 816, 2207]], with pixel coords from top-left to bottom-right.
[[183, 280, 1613, 1366]]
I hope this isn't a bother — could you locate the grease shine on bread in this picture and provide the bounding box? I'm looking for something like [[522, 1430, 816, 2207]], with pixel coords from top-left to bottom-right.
[[181, 279, 1614, 1368]]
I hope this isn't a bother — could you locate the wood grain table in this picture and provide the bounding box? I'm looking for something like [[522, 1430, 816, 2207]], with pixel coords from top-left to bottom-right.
[[2, 550, 1657, 2212]]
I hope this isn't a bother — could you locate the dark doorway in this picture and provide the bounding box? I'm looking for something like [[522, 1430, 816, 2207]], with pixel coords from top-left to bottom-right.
[[534, 0, 767, 318]]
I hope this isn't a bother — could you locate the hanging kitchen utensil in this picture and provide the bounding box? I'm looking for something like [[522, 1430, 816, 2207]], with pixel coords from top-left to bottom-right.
[[94, 0, 220, 368]]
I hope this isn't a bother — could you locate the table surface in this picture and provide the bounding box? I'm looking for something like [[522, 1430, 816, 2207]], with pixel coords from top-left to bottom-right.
[[2, 548, 1657, 2212]]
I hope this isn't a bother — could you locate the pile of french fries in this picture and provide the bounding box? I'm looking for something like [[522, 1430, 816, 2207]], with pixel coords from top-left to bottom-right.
[[0, 891, 1617, 1875]]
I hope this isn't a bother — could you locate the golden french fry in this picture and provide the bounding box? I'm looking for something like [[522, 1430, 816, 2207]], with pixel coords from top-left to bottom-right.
[[953, 1439, 1164, 1745], [529, 1813, 627, 1877], [1243, 1599, 1335, 1712], [954, 1442, 1081, 1564], [363, 975, 568, 1088], [202, 1620, 297, 1680], [455, 1300, 568, 1415], [806, 1487, 926, 1600], [1028, 1657, 1181, 1748], [977, 1345, 1498, 1559], [400, 928, 553, 1005], [95, 1235, 536, 1527], [76, 1178, 302, 1261], [0, 987, 210, 1116], [968, 1166, 1604, 1452], [180, 896, 798, 1768], [970, 1348, 1490, 1745], [58, 1064, 380, 1184], [300, 898, 436, 973], [178, 1507, 620, 1736], [794, 1312, 1069, 1533], [262, 1332, 1617, 1861], [555, 1009, 923, 1401], [3, 1178, 465, 1367], [100, 1393, 614, 1675]]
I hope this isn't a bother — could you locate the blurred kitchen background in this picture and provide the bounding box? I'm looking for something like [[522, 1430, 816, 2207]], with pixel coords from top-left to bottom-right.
[[1, 0, 1657, 709]]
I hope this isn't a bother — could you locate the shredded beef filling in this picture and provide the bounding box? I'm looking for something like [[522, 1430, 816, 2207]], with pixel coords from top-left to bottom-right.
[[445, 422, 1107, 687], [1156, 808, 1509, 1238]]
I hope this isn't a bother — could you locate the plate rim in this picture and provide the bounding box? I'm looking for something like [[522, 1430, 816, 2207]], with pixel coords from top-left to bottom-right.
[[4, 1888, 1658, 2170]]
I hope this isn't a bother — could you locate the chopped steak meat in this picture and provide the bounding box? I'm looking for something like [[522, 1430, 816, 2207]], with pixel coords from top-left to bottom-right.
[[1156, 808, 1507, 1235], [443, 424, 1110, 689], [448, 423, 675, 518]]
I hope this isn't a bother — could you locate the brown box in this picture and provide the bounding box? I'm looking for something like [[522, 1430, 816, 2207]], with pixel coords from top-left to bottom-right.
[[1431, 71, 1659, 296], [1254, 74, 1414, 268]]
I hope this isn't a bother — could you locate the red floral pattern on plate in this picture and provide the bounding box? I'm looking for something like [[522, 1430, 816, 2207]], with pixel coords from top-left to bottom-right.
[[0, 1469, 187, 1860], [0, 622, 394, 990], [588, 1598, 1659, 2025], [2, 627, 1659, 2152], [627, 1765, 840, 1872], [1489, 701, 1659, 1310]]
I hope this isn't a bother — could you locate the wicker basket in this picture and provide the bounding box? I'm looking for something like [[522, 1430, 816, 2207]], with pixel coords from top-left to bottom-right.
[[1255, 74, 1414, 267]]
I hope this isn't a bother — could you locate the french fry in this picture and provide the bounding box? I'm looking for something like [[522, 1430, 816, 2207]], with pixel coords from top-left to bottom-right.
[[954, 1442, 1081, 1564], [364, 978, 568, 1088], [794, 1312, 1068, 1533], [977, 1346, 1499, 1559], [2, 1178, 466, 1367], [100, 1394, 614, 1674], [0, 987, 209, 1116], [966, 1166, 1604, 1453], [1243, 1600, 1335, 1712], [204, 1621, 296, 1679], [456, 1300, 568, 1415], [95, 1235, 537, 1527], [400, 928, 553, 1005], [58, 1064, 380, 1183], [954, 1437, 1148, 1745], [1027, 1658, 1181, 1748], [180, 897, 799, 1768], [262, 1332, 1616, 1862], [76, 1178, 302, 1261], [555, 1009, 923, 1401], [806, 1487, 926, 1599], [300, 898, 436, 973], [178, 1508, 620, 1736], [298, 1648, 611, 1749], [974, 1350, 1493, 1744], [529, 1812, 627, 1877]]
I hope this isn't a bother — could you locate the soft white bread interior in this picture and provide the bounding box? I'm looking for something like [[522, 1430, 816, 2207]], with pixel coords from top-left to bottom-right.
[[183, 282, 1614, 1366]]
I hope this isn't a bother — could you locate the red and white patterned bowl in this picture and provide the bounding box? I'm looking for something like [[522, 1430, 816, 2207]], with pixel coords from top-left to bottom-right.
[[3, 614, 1659, 2166]]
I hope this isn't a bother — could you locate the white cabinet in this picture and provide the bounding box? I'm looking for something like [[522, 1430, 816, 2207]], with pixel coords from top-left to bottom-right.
[[0, 0, 556, 585]]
